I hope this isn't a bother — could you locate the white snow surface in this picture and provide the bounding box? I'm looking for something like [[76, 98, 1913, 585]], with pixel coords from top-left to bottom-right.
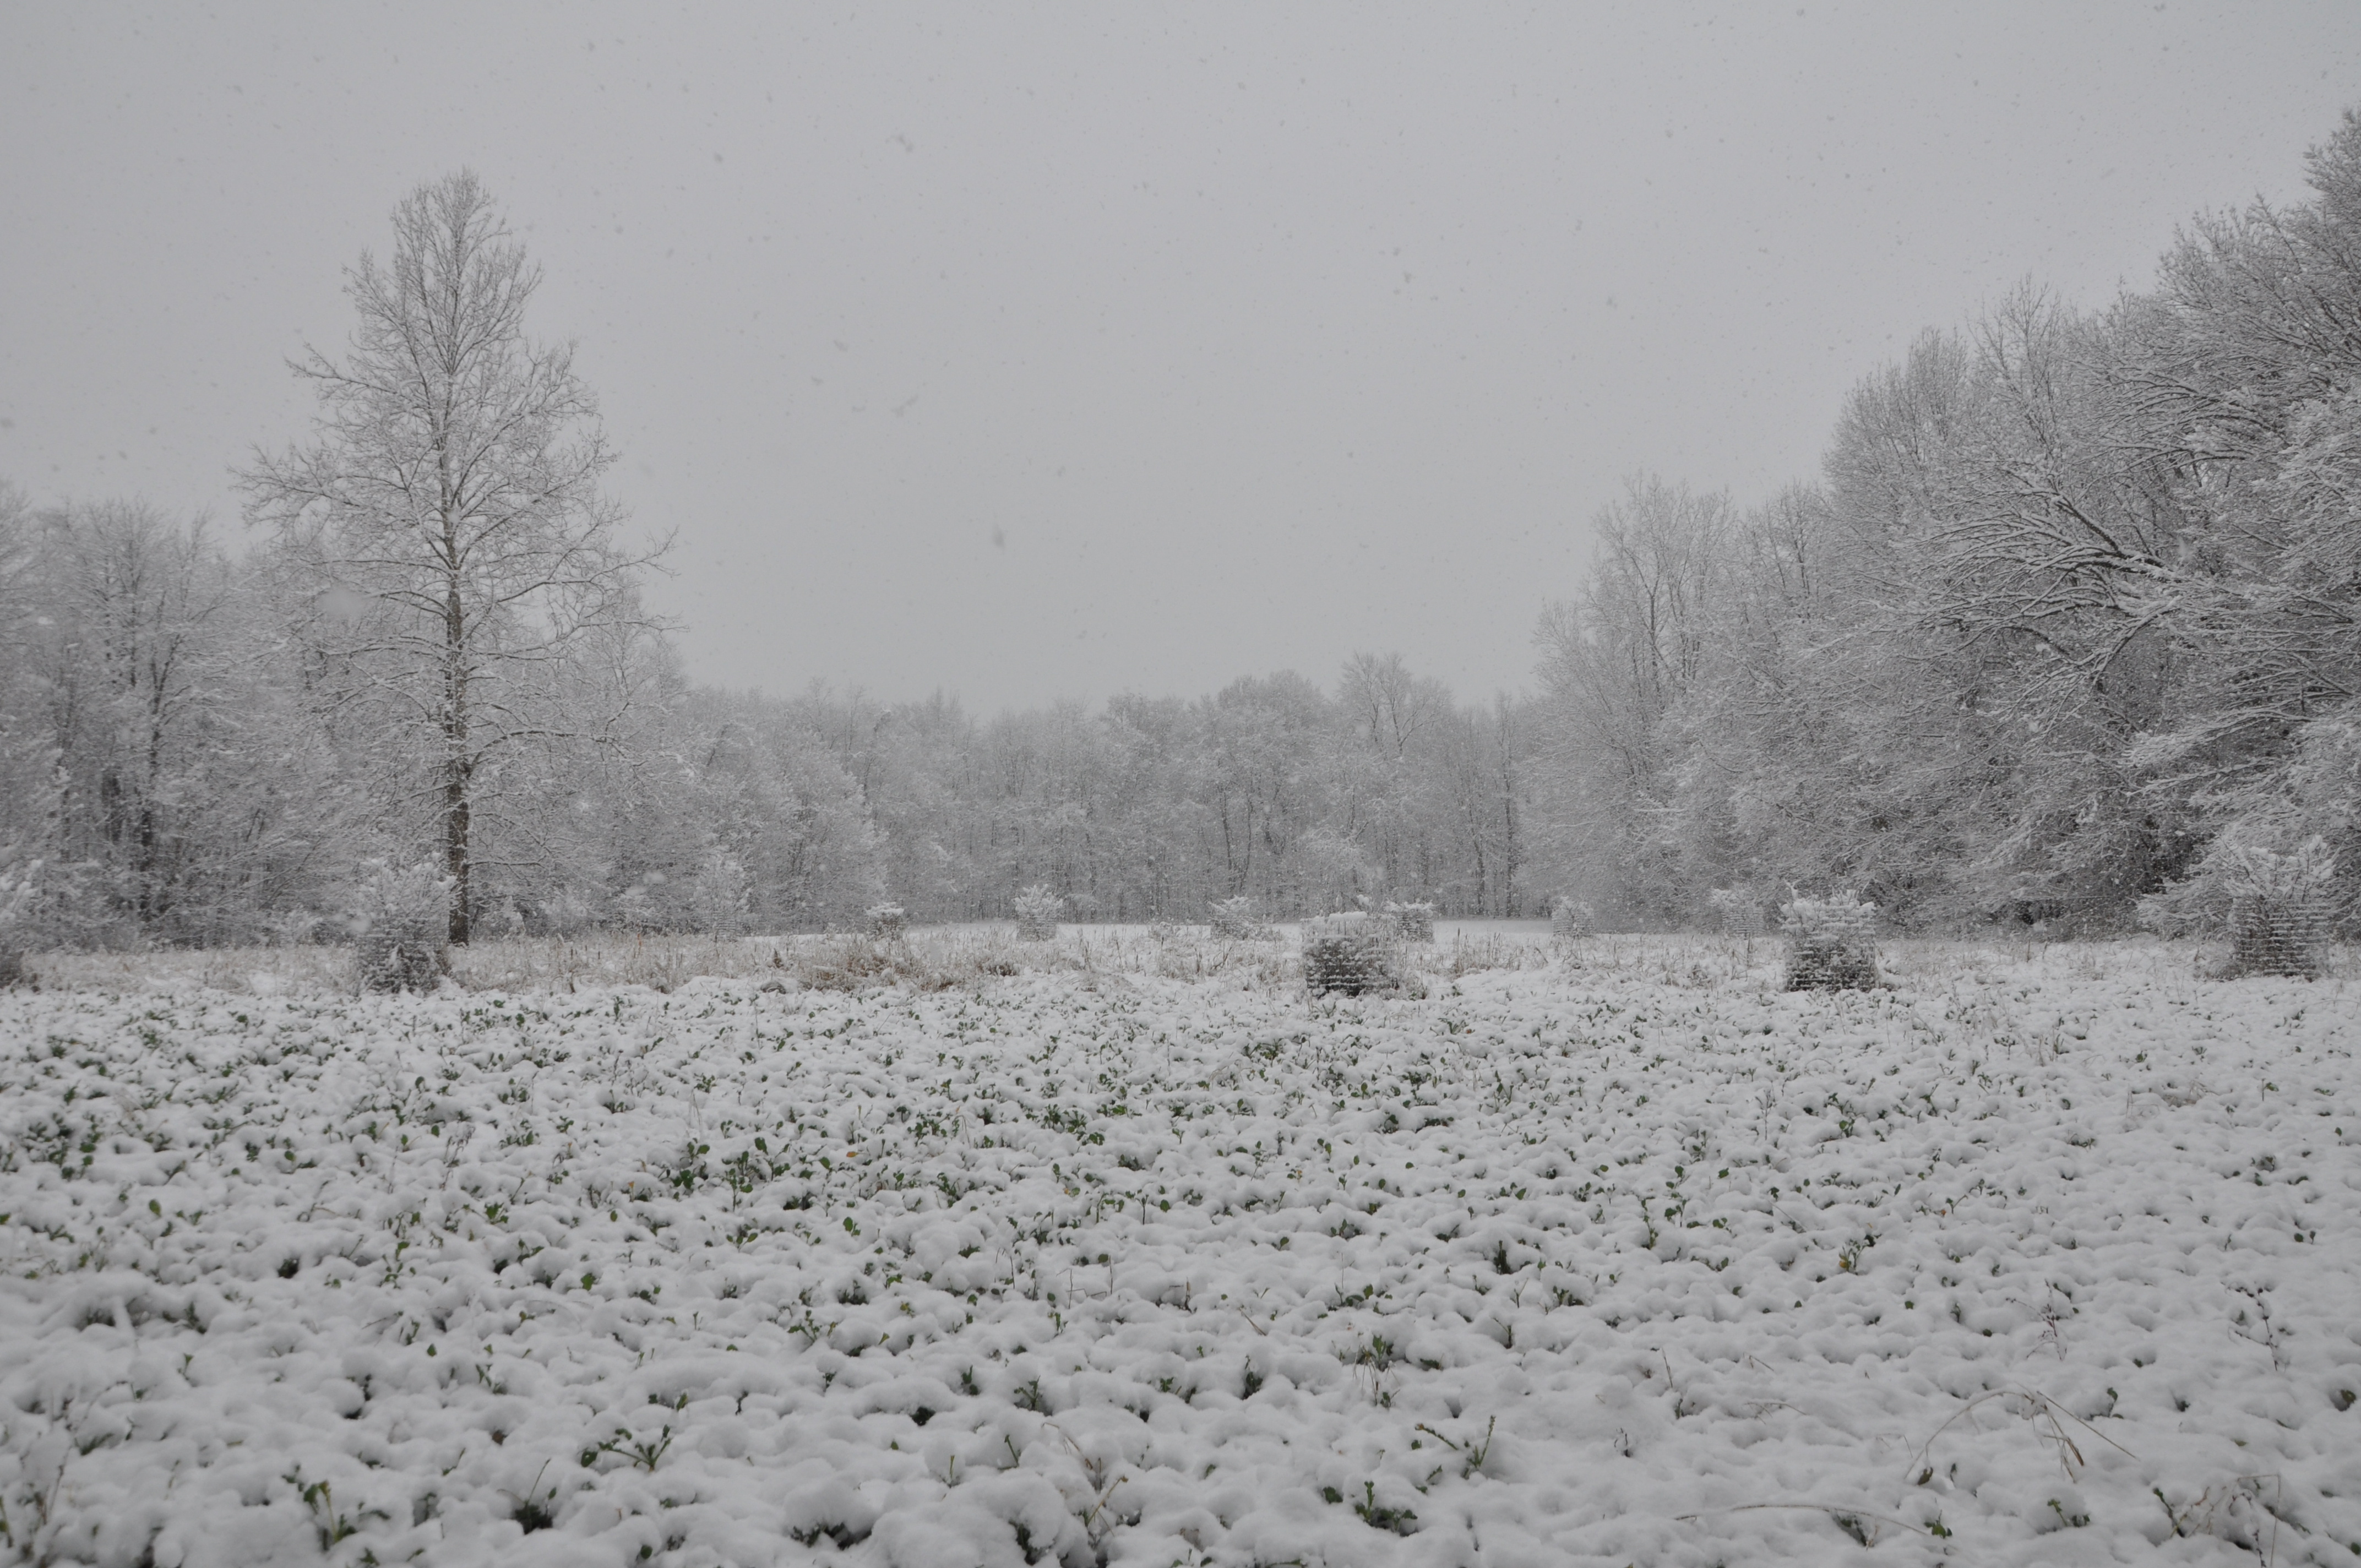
[[1, 946, 2357, 1565]]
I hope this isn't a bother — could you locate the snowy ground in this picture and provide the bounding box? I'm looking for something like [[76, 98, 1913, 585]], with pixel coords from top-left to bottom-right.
[[1, 937, 2356, 1566]]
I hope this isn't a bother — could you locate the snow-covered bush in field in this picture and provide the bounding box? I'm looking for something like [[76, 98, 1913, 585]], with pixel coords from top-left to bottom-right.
[[2217, 840, 2336, 979], [866, 903, 908, 940], [531, 886, 596, 937], [2281, 715, 2361, 933], [0, 860, 36, 988], [350, 860, 450, 992], [265, 908, 323, 948], [1383, 900, 1437, 943], [1013, 884, 1062, 941], [1207, 895, 1269, 940], [1550, 896, 1590, 940], [1706, 885, 1768, 937], [1302, 910, 1396, 994], [687, 849, 750, 935], [613, 875, 667, 933], [0, 855, 107, 966], [1781, 889, 1879, 990], [2144, 834, 2342, 977]]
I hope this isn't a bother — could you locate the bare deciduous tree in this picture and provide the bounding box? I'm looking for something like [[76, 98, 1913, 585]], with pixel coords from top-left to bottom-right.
[[244, 171, 664, 943]]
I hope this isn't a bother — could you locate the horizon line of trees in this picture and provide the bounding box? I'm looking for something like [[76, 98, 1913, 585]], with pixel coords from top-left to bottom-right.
[[0, 487, 1540, 941], [8, 107, 2361, 951]]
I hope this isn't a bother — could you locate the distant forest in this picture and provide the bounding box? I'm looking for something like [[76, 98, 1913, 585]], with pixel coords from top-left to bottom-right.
[[4, 112, 2357, 946]]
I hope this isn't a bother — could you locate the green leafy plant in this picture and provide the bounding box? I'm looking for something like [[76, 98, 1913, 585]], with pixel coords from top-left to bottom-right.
[[1352, 1480, 1418, 1536], [580, 1425, 673, 1472]]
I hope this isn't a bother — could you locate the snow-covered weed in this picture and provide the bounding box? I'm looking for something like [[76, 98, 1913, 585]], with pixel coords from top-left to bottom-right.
[[0, 862, 37, 989], [350, 860, 451, 993], [1302, 912, 1397, 995], [1206, 896, 1271, 941], [1707, 885, 1770, 937], [1781, 890, 1880, 991], [1382, 901, 1436, 943], [2219, 840, 2338, 979], [1434, 929, 1550, 978], [1013, 885, 1063, 942]]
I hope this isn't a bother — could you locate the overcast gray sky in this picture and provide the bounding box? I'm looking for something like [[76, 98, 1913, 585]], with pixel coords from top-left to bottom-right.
[[6, 4, 2359, 714]]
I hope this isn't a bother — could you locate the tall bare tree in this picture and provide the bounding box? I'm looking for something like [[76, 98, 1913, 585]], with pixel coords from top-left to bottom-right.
[[244, 171, 662, 942]]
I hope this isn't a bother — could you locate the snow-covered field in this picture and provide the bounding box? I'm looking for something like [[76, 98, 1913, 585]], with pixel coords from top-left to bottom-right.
[[1, 938, 2355, 1566]]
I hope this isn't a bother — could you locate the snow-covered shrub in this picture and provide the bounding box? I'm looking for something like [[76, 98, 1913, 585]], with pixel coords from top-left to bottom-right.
[[613, 876, 667, 934], [1208, 896, 1269, 940], [1383, 900, 1436, 943], [867, 903, 909, 940], [1706, 886, 1768, 937], [1013, 884, 1063, 941], [2144, 835, 2342, 977], [265, 910, 324, 948], [2280, 715, 2361, 933], [531, 887, 596, 937], [1303, 911, 1396, 995], [0, 856, 107, 966], [1291, 826, 1380, 917], [688, 850, 750, 936], [799, 934, 907, 992], [1781, 890, 1879, 991], [1550, 896, 1591, 940], [2217, 840, 2336, 979], [0, 861, 34, 988], [351, 861, 450, 993]]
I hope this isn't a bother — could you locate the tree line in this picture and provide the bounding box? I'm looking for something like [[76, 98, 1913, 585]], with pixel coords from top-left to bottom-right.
[[7, 109, 2359, 949], [1537, 112, 2361, 937], [0, 175, 1534, 945], [0, 475, 1535, 941]]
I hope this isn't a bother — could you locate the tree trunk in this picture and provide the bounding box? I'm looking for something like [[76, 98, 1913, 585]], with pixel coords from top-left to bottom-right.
[[444, 571, 471, 945], [1495, 704, 1521, 918], [445, 762, 471, 944]]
